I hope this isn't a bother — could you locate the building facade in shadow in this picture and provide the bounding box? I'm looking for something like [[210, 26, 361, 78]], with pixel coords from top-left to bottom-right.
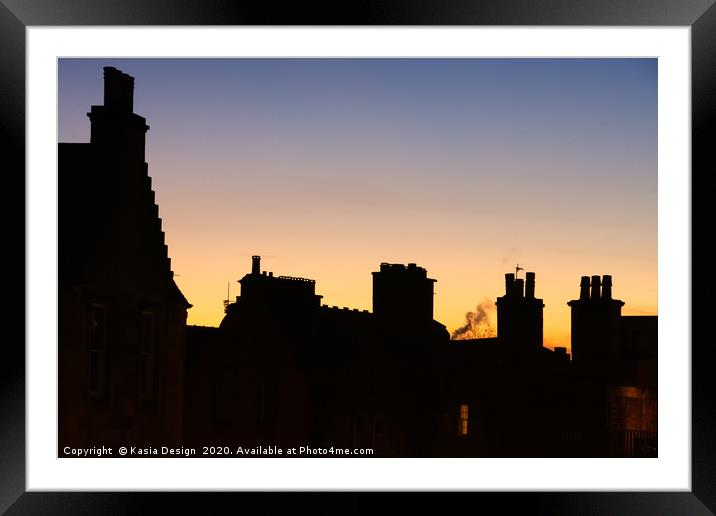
[[184, 257, 450, 457], [184, 258, 657, 457], [568, 275, 657, 457], [58, 67, 191, 452]]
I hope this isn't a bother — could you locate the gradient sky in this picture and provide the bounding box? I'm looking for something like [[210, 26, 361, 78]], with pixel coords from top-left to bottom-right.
[[58, 58, 658, 349]]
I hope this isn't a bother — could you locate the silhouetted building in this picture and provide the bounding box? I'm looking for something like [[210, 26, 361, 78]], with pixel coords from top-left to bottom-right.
[[58, 67, 190, 453], [185, 259, 651, 458], [184, 257, 449, 457], [568, 275, 657, 457], [438, 272, 576, 457]]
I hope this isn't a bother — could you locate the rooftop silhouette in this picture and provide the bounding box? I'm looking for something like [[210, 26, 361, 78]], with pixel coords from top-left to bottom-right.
[[58, 66, 657, 459]]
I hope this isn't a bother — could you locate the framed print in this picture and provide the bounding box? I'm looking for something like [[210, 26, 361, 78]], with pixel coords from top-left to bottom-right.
[[4, 0, 715, 514]]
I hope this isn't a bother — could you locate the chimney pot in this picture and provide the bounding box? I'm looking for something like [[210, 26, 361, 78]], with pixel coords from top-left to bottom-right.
[[591, 275, 601, 299], [251, 255, 261, 275], [505, 273, 515, 296], [525, 272, 535, 298], [579, 276, 590, 300], [602, 275, 613, 300]]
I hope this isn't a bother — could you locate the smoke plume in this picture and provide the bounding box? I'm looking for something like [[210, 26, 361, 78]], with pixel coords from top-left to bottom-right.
[[451, 299, 496, 340]]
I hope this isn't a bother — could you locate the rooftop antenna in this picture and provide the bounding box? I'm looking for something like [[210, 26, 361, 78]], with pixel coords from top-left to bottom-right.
[[223, 281, 231, 312], [515, 263, 524, 278]]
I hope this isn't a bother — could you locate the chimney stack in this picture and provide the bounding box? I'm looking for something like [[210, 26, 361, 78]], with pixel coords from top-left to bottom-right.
[[505, 273, 515, 296], [515, 278, 524, 298], [251, 255, 261, 275], [103, 66, 134, 113], [590, 275, 601, 300], [525, 272, 535, 298], [602, 275, 612, 300], [580, 276, 590, 300]]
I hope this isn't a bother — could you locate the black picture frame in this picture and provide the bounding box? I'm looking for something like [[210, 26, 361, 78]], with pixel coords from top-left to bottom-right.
[[3, 1, 713, 514]]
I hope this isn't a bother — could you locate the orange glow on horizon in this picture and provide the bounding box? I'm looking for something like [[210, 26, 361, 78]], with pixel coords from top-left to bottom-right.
[[174, 246, 657, 354], [61, 59, 656, 352]]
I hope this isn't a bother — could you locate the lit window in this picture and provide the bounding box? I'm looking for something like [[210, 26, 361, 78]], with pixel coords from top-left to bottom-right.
[[139, 310, 156, 400], [88, 303, 108, 398], [459, 404, 469, 436]]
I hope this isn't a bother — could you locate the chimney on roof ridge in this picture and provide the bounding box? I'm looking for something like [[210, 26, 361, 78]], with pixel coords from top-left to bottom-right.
[[602, 275, 613, 300], [579, 276, 590, 300], [103, 66, 134, 113], [525, 272, 535, 298], [590, 275, 601, 300], [505, 273, 515, 296]]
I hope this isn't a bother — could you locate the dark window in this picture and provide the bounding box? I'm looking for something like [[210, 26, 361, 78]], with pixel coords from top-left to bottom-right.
[[139, 310, 156, 400], [88, 304, 108, 398]]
